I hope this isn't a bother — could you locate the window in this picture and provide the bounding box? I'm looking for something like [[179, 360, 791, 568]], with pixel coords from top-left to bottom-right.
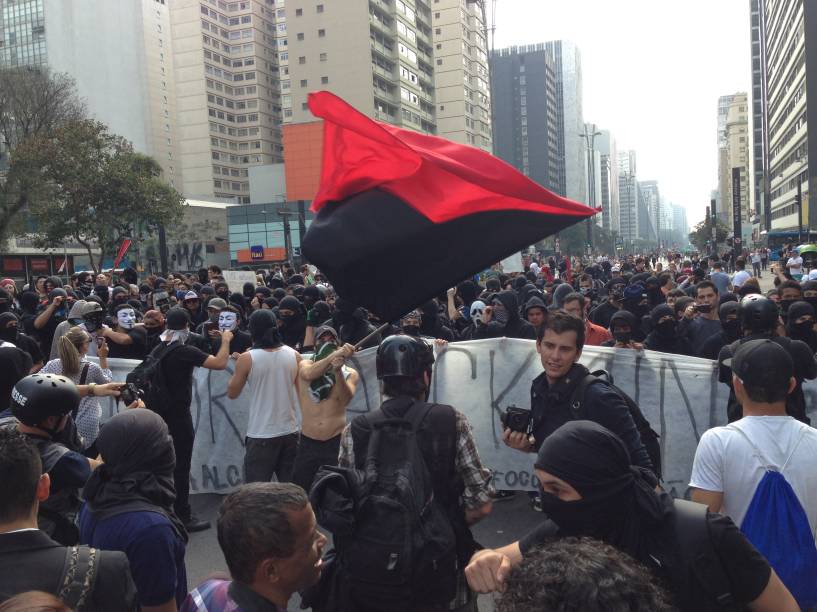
[[297, 32, 304, 40], [319, 52, 327, 61], [302, 102, 309, 110], [295, 7, 302, 16], [298, 56, 306, 64], [317, 4, 324, 12], [321, 76, 329, 84], [318, 28, 325, 37], [300, 79, 308, 87]]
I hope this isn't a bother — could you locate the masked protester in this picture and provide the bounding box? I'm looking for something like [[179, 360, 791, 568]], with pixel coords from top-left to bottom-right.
[[277, 295, 307, 350], [466, 420, 799, 612], [643, 305, 693, 356], [699, 302, 742, 361], [419, 300, 455, 341], [603, 310, 643, 351], [333, 297, 382, 350], [475, 291, 536, 340], [227, 309, 300, 485], [290, 326, 359, 492], [207, 305, 252, 356], [32, 289, 70, 359], [621, 284, 649, 341], [214, 281, 230, 302], [80, 409, 190, 611], [143, 309, 166, 353], [786, 301, 817, 353], [104, 303, 147, 361], [0, 312, 43, 372], [589, 279, 625, 329], [108, 287, 129, 314], [524, 296, 548, 338]]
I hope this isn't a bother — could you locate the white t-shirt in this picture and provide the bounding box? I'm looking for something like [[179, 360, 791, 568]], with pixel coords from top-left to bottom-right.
[[690, 416, 817, 532], [788, 255, 804, 275], [244, 346, 300, 438], [751, 252, 761, 264], [732, 270, 751, 288]]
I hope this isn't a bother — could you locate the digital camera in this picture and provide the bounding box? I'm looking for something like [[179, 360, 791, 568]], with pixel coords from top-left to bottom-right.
[[500, 405, 532, 434]]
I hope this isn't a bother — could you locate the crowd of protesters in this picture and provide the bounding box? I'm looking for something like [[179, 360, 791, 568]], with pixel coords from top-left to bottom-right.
[[0, 243, 815, 611]]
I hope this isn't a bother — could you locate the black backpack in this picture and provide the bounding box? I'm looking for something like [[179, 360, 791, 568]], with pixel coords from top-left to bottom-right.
[[310, 400, 458, 612], [569, 369, 662, 479], [126, 342, 183, 420]]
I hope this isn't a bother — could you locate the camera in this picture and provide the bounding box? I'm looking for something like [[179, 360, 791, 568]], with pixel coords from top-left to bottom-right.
[[500, 405, 532, 434], [203, 320, 218, 333], [120, 383, 142, 406], [695, 304, 712, 314]]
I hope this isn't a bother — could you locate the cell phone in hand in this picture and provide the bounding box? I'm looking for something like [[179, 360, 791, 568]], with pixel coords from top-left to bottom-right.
[[96, 336, 105, 348]]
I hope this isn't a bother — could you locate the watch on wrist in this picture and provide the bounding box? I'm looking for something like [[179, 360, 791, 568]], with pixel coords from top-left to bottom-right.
[[88, 383, 96, 397]]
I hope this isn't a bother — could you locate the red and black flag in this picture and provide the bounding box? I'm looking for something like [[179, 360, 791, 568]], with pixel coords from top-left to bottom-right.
[[301, 91, 597, 322]]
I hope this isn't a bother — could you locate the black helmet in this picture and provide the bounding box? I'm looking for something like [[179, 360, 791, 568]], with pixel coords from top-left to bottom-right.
[[738, 294, 779, 333], [376, 335, 435, 380], [11, 374, 80, 426]]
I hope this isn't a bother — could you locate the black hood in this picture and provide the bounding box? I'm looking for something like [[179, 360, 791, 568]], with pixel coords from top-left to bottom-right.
[[493, 290, 521, 323]]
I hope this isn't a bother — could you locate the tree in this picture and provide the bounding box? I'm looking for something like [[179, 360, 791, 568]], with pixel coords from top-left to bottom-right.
[[22, 120, 185, 273], [688, 219, 729, 253], [0, 67, 85, 244]]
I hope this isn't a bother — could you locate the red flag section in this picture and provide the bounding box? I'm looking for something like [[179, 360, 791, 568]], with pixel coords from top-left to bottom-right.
[[113, 239, 132, 268], [302, 91, 598, 321]]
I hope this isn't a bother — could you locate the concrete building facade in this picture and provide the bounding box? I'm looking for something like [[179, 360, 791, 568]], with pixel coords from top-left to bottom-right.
[[762, 0, 817, 234], [490, 44, 562, 194], [0, 0, 182, 188], [617, 150, 639, 244], [595, 130, 619, 234], [286, 0, 437, 135], [431, 0, 491, 151], [724, 94, 751, 241]]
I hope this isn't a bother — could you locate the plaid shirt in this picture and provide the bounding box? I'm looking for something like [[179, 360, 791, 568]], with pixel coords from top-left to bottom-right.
[[338, 407, 495, 509]]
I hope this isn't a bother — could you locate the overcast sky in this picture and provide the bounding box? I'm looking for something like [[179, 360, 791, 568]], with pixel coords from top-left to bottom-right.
[[492, 0, 751, 227]]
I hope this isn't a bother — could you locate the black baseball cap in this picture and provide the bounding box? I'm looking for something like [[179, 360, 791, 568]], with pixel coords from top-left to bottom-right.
[[723, 339, 794, 391]]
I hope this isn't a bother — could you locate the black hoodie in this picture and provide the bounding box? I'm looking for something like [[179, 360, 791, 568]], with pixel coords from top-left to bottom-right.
[[474, 290, 536, 340], [643, 305, 693, 356]]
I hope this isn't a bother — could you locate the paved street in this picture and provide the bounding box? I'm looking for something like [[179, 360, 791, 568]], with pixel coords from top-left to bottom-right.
[[186, 491, 541, 611]]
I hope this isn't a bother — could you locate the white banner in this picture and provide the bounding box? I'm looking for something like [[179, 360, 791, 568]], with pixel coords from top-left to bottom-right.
[[222, 270, 257, 294], [98, 339, 817, 497]]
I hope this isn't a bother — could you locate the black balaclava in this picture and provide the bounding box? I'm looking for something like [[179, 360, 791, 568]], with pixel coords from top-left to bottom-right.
[[94, 285, 109, 304], [334, 297, 358, 325], [19, 291, 39, 315], [719, 302, 741, 343], [278, 295, 306, 348], [302, 285, 321, 310], [215, 282, 230, 300], [786, 301, 817, 352], [309, 300, 332, 326], [0, 287, 12, 314], [249, 309, 282, 349], [535, 420, 669, 561], [644, 277, 663, 307], [287, 273, 305, 287], [263, 297, 279, 309], [801, 281, 817, 314], [491, 290, 521, 329], [48, 288, 69, 319], [110, 286, 128, 308], [622, 283, 649, 320], [419, 300, 440, 337], [609, 310, 638, 344], [242, 282, 256, 300], [0, 312, 19, 344], [649, 304, 676, 339], [272, 288, 287, 302], [456, 281, 480, 308], [82, 409, 186, 542]]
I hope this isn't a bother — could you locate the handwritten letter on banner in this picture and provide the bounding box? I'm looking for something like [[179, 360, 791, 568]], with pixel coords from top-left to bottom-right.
[[102, 339, 817, 496]]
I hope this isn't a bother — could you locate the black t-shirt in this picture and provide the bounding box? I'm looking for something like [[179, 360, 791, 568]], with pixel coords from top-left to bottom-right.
[[588, 300, 619, 329], [107, 327, 148, 361], [34, 309, 65, 357], [519, 510, 771, 611], [15, 333, 43, 366], [161, 343, 209, 426], [206, 330, 253, 356], [0, 345, 32, 410]]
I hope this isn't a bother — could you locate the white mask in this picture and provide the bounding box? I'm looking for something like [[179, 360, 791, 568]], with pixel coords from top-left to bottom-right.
[[117, 308, 136, 330], [218, 311, 238, 332], [470, 300, 486, 324]]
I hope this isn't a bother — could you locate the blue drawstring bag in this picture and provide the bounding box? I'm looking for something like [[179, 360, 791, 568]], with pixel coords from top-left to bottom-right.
[[732, 425, 817, 609]]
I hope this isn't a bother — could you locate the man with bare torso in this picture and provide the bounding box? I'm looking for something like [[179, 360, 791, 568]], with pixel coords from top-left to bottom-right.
[[291, 325, 358, 492]]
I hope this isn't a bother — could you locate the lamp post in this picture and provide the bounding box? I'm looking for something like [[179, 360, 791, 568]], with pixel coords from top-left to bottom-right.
[[580, 124, 602, 251]]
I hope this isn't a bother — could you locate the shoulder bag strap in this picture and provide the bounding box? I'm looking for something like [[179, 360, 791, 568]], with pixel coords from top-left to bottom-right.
[[726, 423, 776, 471], [72, 363, 91, 421], [58, 545, 99, 611], [569, 374, 600, 420]]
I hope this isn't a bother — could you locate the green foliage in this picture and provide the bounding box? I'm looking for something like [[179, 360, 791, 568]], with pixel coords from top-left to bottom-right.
[[22, 120, 185, 273], [688, 218, 729, 253]]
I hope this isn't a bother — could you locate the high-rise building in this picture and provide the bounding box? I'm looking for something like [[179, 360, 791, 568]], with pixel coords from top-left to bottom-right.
[[595, 130, 619, 233], [286, 0, 437, 135], [169, 0, 286, 203], [750, 0, 769, 233], [546, 40, 585, 205], [639, 180, 661, 244], [716, 93, 740, 225], [760, 0, 817, 234], [723, 94, 751, 241], [671, 203, 689, 247], [0, 0, 181, 188], [618, 150, 639, 243], [431, 0, 491, 151], [490, 44, 562, 194]]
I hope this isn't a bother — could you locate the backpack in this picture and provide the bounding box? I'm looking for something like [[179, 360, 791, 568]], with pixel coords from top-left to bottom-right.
[[729, 424, 817, 609], [58, 546, 100, 611], [126, 342, 184, 420], [309, 400, 458, 612], [569, 369, 662, 479]]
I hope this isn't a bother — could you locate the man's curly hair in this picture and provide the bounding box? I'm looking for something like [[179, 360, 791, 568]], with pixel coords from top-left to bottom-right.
[[496, 537, 677, 612]]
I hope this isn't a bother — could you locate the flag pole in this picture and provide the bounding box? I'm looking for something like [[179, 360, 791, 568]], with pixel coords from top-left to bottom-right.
[[354, 323, 391, 351]]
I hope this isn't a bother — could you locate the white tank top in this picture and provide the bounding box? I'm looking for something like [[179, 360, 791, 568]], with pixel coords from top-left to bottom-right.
[[245, 346, 300, 438]]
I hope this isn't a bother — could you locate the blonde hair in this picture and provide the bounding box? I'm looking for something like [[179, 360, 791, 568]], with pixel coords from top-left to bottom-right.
[[58, 326, 89, 377]]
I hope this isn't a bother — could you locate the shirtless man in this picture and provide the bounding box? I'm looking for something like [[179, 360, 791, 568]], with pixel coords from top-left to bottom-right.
[[291, 325, 358, 492]]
